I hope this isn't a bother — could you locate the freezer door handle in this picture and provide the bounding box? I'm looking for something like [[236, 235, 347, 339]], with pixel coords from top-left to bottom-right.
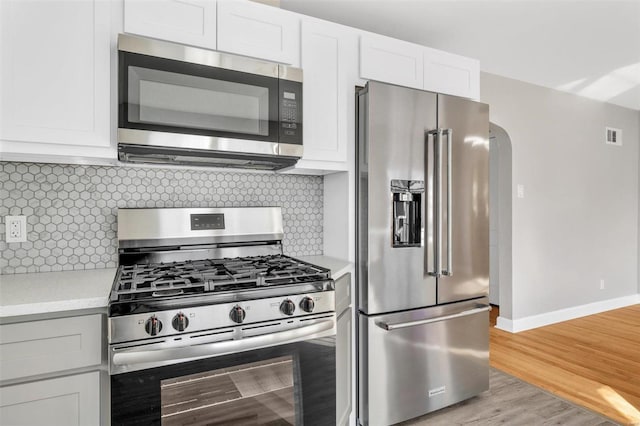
[[375, 305, 490, 331], [443, 128, 453, 276]]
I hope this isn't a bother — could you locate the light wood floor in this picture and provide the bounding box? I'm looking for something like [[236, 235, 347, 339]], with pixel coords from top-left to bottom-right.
[[490, 304, 640, 425]]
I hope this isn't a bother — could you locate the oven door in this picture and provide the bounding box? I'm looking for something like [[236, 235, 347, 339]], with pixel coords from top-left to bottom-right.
[[110, 317, 335, 425]]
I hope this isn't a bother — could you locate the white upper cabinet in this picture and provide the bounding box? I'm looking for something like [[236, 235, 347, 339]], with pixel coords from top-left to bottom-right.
[[0, 0, 116, 162], [295, 18, 358, 170], [360, 32, 480, 100], [124, 0, 217, 49], [360, 33, 424, 90], [217, 0, 300, 66], [423, 47, 480, 100]]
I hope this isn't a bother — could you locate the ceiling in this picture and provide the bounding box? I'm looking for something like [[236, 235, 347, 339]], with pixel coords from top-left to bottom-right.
[[279, 0, 640, 111]]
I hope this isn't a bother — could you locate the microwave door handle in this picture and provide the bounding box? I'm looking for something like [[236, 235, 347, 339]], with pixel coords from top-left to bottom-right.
[[444, 128, 453, 276], [111, 319, 334, 367]]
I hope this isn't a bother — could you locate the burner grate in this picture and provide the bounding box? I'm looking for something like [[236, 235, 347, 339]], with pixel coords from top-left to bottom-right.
[[111, 255, 330, 302]]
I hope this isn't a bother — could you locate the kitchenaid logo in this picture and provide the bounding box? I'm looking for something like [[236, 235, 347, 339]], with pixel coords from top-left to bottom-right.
[[428, 386, 446, 397]]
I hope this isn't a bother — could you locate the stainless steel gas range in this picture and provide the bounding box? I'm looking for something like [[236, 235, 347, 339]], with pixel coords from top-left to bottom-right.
[[108, 207, 336, 425]]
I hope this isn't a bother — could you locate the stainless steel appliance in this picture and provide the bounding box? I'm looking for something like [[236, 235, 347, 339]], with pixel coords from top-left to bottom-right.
[[356, 81, 490, 426], [108, 207, 335, 425], [117, 34, 302, 170]]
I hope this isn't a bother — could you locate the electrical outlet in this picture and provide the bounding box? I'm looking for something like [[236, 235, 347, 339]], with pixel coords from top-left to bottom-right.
[[5, 216, 27, 243], [600, 279, 605, 290]]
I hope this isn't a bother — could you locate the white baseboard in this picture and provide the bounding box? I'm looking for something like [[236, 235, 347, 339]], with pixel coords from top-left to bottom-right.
[[494, 293, 640, 333]]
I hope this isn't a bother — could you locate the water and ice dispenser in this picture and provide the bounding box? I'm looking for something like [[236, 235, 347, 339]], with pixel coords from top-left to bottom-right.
[[391, 180, 424, 247]]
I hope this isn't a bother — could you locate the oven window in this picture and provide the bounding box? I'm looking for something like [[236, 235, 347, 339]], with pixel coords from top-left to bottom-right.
[[128, 66, 269, 136], [160, 356, 297, 425], [110, 340, 335, 425]]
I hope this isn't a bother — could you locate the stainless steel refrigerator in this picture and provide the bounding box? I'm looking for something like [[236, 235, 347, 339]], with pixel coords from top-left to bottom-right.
[[356, 81, 490, 426]]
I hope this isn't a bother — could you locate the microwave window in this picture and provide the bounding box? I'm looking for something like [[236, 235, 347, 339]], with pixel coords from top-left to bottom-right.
[[128, 66, 269, 136], [160, 355, 298, 425]]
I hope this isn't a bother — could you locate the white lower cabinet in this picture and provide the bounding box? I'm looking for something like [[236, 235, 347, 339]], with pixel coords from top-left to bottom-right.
[[0, 372, 100, 426], [0, 0, 118, 162], [0, 314, 104, 426]]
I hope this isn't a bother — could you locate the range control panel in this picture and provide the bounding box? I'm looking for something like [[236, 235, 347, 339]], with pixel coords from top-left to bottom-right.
[[108, 290, 335, 344]]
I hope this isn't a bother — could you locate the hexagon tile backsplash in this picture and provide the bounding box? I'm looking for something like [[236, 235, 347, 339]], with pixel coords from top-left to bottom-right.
[[0, 162, 323, 275]]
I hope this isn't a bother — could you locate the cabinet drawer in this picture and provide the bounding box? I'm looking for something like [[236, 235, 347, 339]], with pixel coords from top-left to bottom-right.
[[0, 315, 102, 382]]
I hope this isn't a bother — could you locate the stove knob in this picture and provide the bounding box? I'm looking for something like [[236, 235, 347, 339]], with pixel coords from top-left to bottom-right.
[[280, 299, 296, 316], [172, 312, 189, 332], [300, 297, 315, 313], [144, 316, 163, 336], [229, 305, 246, 323]]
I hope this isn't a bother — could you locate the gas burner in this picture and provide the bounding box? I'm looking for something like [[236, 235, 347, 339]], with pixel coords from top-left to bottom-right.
[[110, 255, 330, 304]]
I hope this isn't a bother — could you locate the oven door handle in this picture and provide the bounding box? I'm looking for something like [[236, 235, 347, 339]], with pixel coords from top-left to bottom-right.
[[112, 319, 335, 367]]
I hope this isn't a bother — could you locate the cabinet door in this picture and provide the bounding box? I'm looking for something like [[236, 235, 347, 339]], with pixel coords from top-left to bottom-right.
[[124, 0, 217, 49], [336, 306, 352, 426], [0, 372, 100, 426], [217, 0, 300, 66], [424, 47, 480, 100], [0, 0, 113, 159], [360, 33, 424, 89], [299, 19, 357, 166]]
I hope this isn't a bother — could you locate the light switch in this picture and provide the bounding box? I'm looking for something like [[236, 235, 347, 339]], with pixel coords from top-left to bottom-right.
[[517, 184, 525, 199]]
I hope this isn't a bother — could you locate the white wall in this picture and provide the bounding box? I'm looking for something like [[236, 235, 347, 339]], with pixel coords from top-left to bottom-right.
[[481, 72, 640, 322]]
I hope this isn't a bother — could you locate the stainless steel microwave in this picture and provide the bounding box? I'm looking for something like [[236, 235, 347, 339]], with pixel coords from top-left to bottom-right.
[[117, 34, 303, 170]]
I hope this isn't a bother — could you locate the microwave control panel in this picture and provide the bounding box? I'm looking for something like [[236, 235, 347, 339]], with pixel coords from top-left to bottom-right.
[[279, 79, 302, 146]]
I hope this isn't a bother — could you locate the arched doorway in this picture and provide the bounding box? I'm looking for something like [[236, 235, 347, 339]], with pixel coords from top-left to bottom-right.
[[489, 122, 513, 324]]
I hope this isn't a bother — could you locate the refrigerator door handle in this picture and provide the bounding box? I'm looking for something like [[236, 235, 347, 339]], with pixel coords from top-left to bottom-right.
[[436, 128, 444, 277], [443, 128, 453, 276], [426, 129, 442, 277], [375, 305, 491, 331]]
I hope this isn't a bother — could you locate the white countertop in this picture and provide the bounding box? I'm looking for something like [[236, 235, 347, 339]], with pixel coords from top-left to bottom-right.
[[298, 255, 352, 280], [0, 256, 350, 319], [0, 268, 116, 318]]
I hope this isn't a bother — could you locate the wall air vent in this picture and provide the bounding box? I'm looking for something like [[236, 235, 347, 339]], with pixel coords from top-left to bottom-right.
[[606, 127, 622, 146]]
